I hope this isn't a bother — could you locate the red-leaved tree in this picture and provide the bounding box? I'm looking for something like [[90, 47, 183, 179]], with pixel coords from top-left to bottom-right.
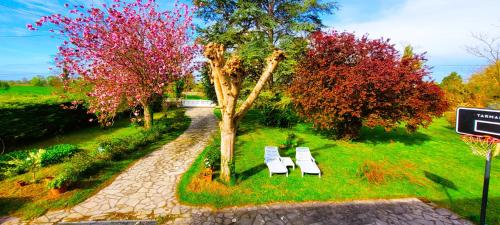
[[29, 0, 198, 129], [289, 31, 448, 139]]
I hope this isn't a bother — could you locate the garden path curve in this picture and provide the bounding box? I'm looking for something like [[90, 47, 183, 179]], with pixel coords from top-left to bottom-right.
[[31, 108, 218, 224]]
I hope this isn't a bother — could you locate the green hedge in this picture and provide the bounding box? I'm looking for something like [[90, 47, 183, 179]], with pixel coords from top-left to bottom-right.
[[0, 102, 94, 149]]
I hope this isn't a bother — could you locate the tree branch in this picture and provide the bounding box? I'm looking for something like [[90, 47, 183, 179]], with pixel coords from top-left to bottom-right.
[[204, 43, 226, 107], [235, 49, 285, 122]]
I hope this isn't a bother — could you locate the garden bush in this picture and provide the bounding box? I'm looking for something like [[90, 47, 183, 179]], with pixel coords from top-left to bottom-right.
[[277, 132, 304, 150], [48, 152, 95, 189], [253, 91, 298, 128], [444, 111, 457, 128], [204, 137, 221, 170], [30, 76, 48, 87], [40, 144, 79, 166], [0, 81, 10, 90]]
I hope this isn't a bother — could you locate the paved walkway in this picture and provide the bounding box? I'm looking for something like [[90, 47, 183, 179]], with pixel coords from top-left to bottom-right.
[[170, 198, 473, 225], [4, 108, 473, 225], [31, 108, 218, 224]]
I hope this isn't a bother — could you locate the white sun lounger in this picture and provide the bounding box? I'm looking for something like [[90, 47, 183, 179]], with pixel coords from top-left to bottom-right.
[[265, 146, 295, 170], [296, 147, 321, 178], [264, 146, 292, 177]]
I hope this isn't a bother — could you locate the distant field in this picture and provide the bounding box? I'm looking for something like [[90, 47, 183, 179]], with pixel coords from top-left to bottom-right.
[[0, 86, 55, 96], [0, 86, 63, 106]]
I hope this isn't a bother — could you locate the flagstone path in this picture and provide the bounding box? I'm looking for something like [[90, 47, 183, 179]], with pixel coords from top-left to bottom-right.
[[3, 108, 473, 225], [31, 108, 218, 224], [169, 198, 473, 225]]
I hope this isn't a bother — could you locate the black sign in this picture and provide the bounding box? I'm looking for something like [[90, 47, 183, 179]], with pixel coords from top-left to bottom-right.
[[456, 107, 500, 139]]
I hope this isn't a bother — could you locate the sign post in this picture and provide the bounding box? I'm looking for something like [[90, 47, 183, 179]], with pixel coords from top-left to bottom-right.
[[456, 107, 500, 225]]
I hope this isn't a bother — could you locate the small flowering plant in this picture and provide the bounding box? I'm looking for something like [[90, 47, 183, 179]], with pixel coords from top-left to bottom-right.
[[27, 149, 45, 183], [203, 158, 212, 169], [203, 145, 220, 170]]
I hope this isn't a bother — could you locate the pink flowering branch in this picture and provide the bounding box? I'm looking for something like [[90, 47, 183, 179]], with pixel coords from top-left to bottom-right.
[[29, 0, 199, 128]]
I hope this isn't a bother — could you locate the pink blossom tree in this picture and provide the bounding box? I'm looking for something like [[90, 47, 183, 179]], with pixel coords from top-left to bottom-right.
[[29, 0, 198, 129]]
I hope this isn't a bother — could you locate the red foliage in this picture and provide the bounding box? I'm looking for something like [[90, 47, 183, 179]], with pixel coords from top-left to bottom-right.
[[289, 31, 448, 139]]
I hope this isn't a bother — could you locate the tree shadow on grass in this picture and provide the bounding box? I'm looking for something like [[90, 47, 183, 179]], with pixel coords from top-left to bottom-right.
[[356, 126, 430, 146], [0, 197, 31, 217], [236, 163, 267, 183], [313, 143, 337, 151], [424, 171, 458, 190], [424, 171, 458, 206]]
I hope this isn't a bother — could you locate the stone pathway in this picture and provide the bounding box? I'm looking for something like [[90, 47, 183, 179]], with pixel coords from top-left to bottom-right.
[[30, 108, 218, 224], [3, 108, 474, 225], [166, 198, 473, 225]]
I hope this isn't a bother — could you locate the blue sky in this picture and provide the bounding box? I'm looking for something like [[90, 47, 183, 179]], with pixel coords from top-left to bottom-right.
[[0, 0, 499, 82]]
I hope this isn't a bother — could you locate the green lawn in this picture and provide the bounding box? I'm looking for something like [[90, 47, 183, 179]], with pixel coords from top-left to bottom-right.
[[179, 110, 499, 225], [0, 86, 55, 96], [0, 109, 190, 219], [184, 92, 208, 100], [0, 86, 63, 105]]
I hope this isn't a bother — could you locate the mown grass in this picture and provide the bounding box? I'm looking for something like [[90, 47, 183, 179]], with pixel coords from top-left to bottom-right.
[[184, 92, 208, 100], [178, 110, 499, 225], [0, 86, 63, 105], [0, 109, 190, 220], [0, 86, 55, 96]]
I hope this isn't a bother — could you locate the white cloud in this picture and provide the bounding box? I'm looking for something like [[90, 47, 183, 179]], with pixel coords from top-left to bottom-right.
[[13, 0, 64, 15], [327, 0, 500, 79]]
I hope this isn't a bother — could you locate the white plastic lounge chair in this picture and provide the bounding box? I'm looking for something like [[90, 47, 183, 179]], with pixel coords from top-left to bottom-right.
[[265, 146, 295, 170], [264, 146, 291, 177], [265, 159, 288, 177], [295, 147, 321, 178]]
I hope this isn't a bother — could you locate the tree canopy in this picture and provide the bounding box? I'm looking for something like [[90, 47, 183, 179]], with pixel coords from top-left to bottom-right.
[[466, 62, 500, 108], [194, 0, 336, 84], [289, 31, 448, 139], [31, 0, 198, 128]]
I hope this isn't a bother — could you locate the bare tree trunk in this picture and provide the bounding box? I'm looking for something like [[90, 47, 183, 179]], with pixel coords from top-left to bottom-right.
[[204, 43, 284, 183], [220, 113, 236, 182], [143, 102, 153, 129]]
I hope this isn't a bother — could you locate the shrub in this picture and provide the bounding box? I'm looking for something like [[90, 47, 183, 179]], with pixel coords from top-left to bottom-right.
[[41, 144, 79, 166], [47, 76, 62, 87], [253, 91, 298, 128], [26, 149, 45, 182], [48, 152, 96, 189], [0, 81, 10, 90], [0, 150, 30, 163], [30, 75, 48, 87], [444, 111, 457, 128], [47, 174, 74, 189], [0, 157, 31, 178], [290, 31, 448, 139], [280, 133, 304, 150], [204, 137, 221, 169], [65, 152, 96, 175], [96, 112, 182, 160]]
